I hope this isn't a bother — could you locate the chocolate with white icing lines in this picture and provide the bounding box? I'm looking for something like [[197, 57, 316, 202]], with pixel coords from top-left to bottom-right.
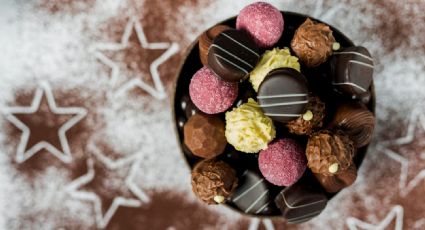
[[330, 46, 374, 100], [230, 170, 278, 215], [257, 68, 309, 123], [274, 177, 328, 223], [208, 29, 259, 82]]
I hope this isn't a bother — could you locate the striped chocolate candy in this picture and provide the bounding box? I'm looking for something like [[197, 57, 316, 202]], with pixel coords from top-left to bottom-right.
[[330, 46, 374, 99], [230, 170, 278, 215], [274, 178, 328, 224], [208, 29, 259, 82], [257, 68, 309, 123]]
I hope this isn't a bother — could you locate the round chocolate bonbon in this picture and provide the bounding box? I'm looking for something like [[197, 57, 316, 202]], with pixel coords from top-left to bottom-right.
[[330, 46, 374, 99], [198, 25, 232, 66], [208, 29, 260, 82], [257, 68, 309, 123]]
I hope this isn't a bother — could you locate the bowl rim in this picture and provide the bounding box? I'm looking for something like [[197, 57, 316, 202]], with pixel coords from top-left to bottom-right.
[[170, 10, 376, 220]]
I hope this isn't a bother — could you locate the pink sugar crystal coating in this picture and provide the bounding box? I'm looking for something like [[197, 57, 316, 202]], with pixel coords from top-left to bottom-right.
[[258, 138, 307, 186], [189, 66, 238, 114], [236, 2, 284, 48]]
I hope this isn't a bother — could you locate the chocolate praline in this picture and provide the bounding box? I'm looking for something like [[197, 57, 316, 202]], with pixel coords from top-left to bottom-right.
[[314, 164, 358, 193], [198, 25, 232, 66], [286, 95, 326, 135]]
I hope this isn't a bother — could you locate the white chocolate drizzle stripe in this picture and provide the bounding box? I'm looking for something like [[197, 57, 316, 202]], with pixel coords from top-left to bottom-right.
[[332, 82, 367, 92], [255, 201, 271, 214], [334, 51, 373, 61], [245, 190, 269, 213], [282, 192, 326, 209], [349, 60, 374, 69], [259, 100, 308, 108], [232, 178, 264, 202], [264, 113, 302, 117], [257, 94, 308, 99], [211, 44, 253, 69], [221, 33, 259, 57], [214, 54, 249, 74]]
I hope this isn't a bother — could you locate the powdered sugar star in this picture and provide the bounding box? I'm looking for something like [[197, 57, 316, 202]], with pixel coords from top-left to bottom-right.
[[93, 16, 179, 100], [1, 82, 87, 164], [248, 218, 275, 230], [346, 205, 404, 230]]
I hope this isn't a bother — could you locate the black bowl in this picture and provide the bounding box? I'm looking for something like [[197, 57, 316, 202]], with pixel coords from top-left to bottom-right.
[[172, 11, 375, 219]]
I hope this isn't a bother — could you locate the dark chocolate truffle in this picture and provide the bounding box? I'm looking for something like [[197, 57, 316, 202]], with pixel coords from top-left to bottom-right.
[[314, 164, 358, 193], [274, 178, 328, 223], [330, 46, 374, 100], [257, 68, 309, 123], [291, 18, 335, 68], [184, 114, 227, 159], [191, 159, 238, 205], [306, 130, 355, 176], [198, 25, 232, 66], [328, 103, 375, 148], [230, 170, 278, 215], [208, 29, 260, 82], [286, 95, 326, 135]]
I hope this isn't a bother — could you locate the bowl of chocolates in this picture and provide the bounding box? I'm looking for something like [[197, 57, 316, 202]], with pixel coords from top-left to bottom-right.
[[172, 2, 375, 223]]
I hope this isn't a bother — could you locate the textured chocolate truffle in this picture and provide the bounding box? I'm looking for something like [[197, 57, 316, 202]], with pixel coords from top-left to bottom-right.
[[328, 103, 375, 148], [184, 114, 227, 159], [274, 177, 328, 223], [198, 25, 232, 66], [314, 164, 358, 193], [306, 130, 355, 176], [257, 68, 309, 123], [191, 159, 238, 205], [291, 18, 335, 68], [330, 46, 374, 99], [286, 95, 325, 135]]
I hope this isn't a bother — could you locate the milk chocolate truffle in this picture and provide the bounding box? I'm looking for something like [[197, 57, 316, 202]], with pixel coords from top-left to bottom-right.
[[286, 95, 325, 135], [275, 177, 328, 223], [291, 18, 335, 68], [306, 130, 355, 176], [230, 170, 278, 215], [314, 164, 358, 193], [184, 114, 227, 159], [198, 25, 231, 66], [328, 103, 375, 148], [208, 29, 260, 82], [191, 159, 238, 205], [257, 68, 309, 123], [330, 46, 374, 100]]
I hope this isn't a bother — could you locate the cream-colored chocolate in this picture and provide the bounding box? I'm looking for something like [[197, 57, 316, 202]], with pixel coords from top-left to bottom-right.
[[291, 18, 335, 68]]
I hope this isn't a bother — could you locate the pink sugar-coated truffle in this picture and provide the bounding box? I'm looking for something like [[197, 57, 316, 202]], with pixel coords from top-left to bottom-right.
[[189, 66, 238, 114], [259, 138, 307, 186], [236, 2, 284, 48]]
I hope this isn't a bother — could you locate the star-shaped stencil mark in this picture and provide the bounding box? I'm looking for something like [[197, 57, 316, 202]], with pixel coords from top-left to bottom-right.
[[2, 82, 87, 164], [248, 218, 275, 230], [65, 147, 149, 229], [346, 205, 404, 230], [377, 107, 425, 196], [93, 16, 179, 100]]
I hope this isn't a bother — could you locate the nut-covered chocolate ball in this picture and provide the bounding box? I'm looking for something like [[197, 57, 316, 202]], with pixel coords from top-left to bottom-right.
[[314, 164, 358, 193], [198, 25, 232, 66], [328, 103, 375, 148], [306, 130, 355, 176], [291, 18, 335, 68], [286, 95, 325, 135], [184, 113, 227, 159], [191, 159, 238, 204]]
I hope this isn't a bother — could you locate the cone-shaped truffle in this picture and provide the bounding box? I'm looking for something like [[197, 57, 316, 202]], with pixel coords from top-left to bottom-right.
[[306, 130, 355, 176], [191, 159, 238, 205]]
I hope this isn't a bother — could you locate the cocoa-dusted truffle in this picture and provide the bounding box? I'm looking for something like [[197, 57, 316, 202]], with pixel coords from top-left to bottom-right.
[[198, 25, 231, 66], [306, 130, 355, 176], [328, 103, 375, 148], [184, 113, 227, 159], [191, 159, 238, 205], [286, 95, 325, 135], [291, 18, 335, 68], [314, 164, 358, 193]]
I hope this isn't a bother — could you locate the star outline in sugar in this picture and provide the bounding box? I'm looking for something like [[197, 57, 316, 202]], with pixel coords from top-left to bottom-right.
[[1, 82, 87, 164], [248, 218, 275, 230], [346, 205, 404, 230], [65, 148, 149, 229], [93, 16, 179, 100], [377, 107, 425, 197]]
